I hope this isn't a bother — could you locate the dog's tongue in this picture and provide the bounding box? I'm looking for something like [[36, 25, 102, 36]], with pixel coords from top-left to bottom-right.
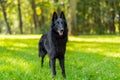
[[58, 31, 63, 36]]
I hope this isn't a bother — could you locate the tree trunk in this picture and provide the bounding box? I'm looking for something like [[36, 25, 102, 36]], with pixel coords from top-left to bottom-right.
[[109, 2, 115, 34], [18, 0, 23, 34], [39, 7, 44, 28], [110, 10, 115, 34], [0, 27, 1, 33], [69, 0, 77, 35], [119, 11, 120, 33], [1, 4, 12, 34], [94, 0, 103, 34], [31, 0, 38, 29]]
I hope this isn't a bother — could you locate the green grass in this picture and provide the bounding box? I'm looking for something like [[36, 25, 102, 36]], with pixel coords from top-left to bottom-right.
[[0, 35, 120, 80]]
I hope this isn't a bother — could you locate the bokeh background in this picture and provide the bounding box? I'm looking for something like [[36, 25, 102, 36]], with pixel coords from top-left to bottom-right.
[[0, 0, 120, 35]]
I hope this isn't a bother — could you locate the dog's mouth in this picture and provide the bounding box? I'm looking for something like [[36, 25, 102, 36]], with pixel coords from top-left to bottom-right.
[[58, 30, 64, 36]]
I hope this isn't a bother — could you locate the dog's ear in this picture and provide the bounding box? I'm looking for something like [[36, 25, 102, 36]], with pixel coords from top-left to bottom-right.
[[60, 11, 67, 28], [52, 12, 58, 22], [60, 11, 66, 21]]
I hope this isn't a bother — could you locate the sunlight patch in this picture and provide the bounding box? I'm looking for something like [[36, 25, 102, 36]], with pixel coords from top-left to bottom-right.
[[1, 57, 32, 72], [13, 43, 28, 47], [105, 52, 120, 58], [67, 47, 74, 51], [69, 36, 120, 43], [69, 36, 81, 41], [87, 48, 104, 53], [0, 35, 41, 39], [8, 47, 22, 51]]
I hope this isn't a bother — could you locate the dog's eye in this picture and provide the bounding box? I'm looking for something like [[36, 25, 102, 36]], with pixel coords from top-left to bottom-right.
[[61, 22, 63, 24]]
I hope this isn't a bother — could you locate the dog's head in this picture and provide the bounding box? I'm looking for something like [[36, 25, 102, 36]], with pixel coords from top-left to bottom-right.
[[51, 11, 67, 36]]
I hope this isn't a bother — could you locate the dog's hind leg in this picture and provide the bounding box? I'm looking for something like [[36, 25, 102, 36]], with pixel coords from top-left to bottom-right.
[[41, 54, 45, 67], [38, 41, 47, 67], [40, 50, 47, 67], [40, 46, 47, 67], [40, 51, 47, 67]]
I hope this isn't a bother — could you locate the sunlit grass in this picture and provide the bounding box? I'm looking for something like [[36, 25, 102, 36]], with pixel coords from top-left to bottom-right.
[[69, 35, 120, 43], [0, 35, 120, 80], [69, 35, 120, 57], [0, 35, 41, 39]]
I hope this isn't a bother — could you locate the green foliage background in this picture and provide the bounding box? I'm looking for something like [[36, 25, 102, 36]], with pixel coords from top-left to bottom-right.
[[0, 0, 120, 35]]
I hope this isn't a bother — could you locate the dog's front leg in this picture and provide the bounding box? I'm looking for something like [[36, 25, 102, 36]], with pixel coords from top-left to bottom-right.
[[59, 57, 66, 78], [50, 57, 56, 78]]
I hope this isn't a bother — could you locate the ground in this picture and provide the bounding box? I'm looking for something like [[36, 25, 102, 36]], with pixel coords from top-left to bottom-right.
[[0, 35, 120, 80]]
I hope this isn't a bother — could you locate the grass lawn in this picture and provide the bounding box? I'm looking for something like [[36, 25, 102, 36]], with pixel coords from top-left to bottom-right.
[[0, 35, 120, 80]]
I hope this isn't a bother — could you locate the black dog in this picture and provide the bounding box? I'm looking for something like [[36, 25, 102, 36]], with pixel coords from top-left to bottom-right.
[[38, 11, 68, 78]]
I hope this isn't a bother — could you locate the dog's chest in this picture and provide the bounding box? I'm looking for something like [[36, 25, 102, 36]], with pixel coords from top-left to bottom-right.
[[54, 39, 66, 53]]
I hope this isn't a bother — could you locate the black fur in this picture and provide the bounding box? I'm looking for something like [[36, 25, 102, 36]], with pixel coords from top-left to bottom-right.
[[38, 11, 68, 78]]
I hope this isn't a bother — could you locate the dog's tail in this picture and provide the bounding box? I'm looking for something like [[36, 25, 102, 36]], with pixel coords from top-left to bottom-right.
[[38, 34, 47, 57], [38, 41, 42, 57]]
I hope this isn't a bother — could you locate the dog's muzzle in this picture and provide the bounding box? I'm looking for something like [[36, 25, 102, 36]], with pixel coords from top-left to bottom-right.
[[58, 29, 64, 36]]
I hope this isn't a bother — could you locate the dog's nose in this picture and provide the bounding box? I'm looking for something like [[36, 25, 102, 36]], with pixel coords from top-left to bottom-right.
[[60, 28, 64, 31], [61, 29, 64, 32], [60, 29, 64, 33]]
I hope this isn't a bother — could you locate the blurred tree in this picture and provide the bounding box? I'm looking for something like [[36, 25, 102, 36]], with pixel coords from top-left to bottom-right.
[[114, 0, 120, 34], [0, 0, 120, 35], [69, 0, 77, 35], [109, 1, 115, 34], [36, 0, 44, 28], [17, 0, 23, 34], [31, 0, 38, 30], [119, 12, 120, 34], [54, 0, 60, 15], [0, 0, 12, 34], [93, 0, 103, 34]]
